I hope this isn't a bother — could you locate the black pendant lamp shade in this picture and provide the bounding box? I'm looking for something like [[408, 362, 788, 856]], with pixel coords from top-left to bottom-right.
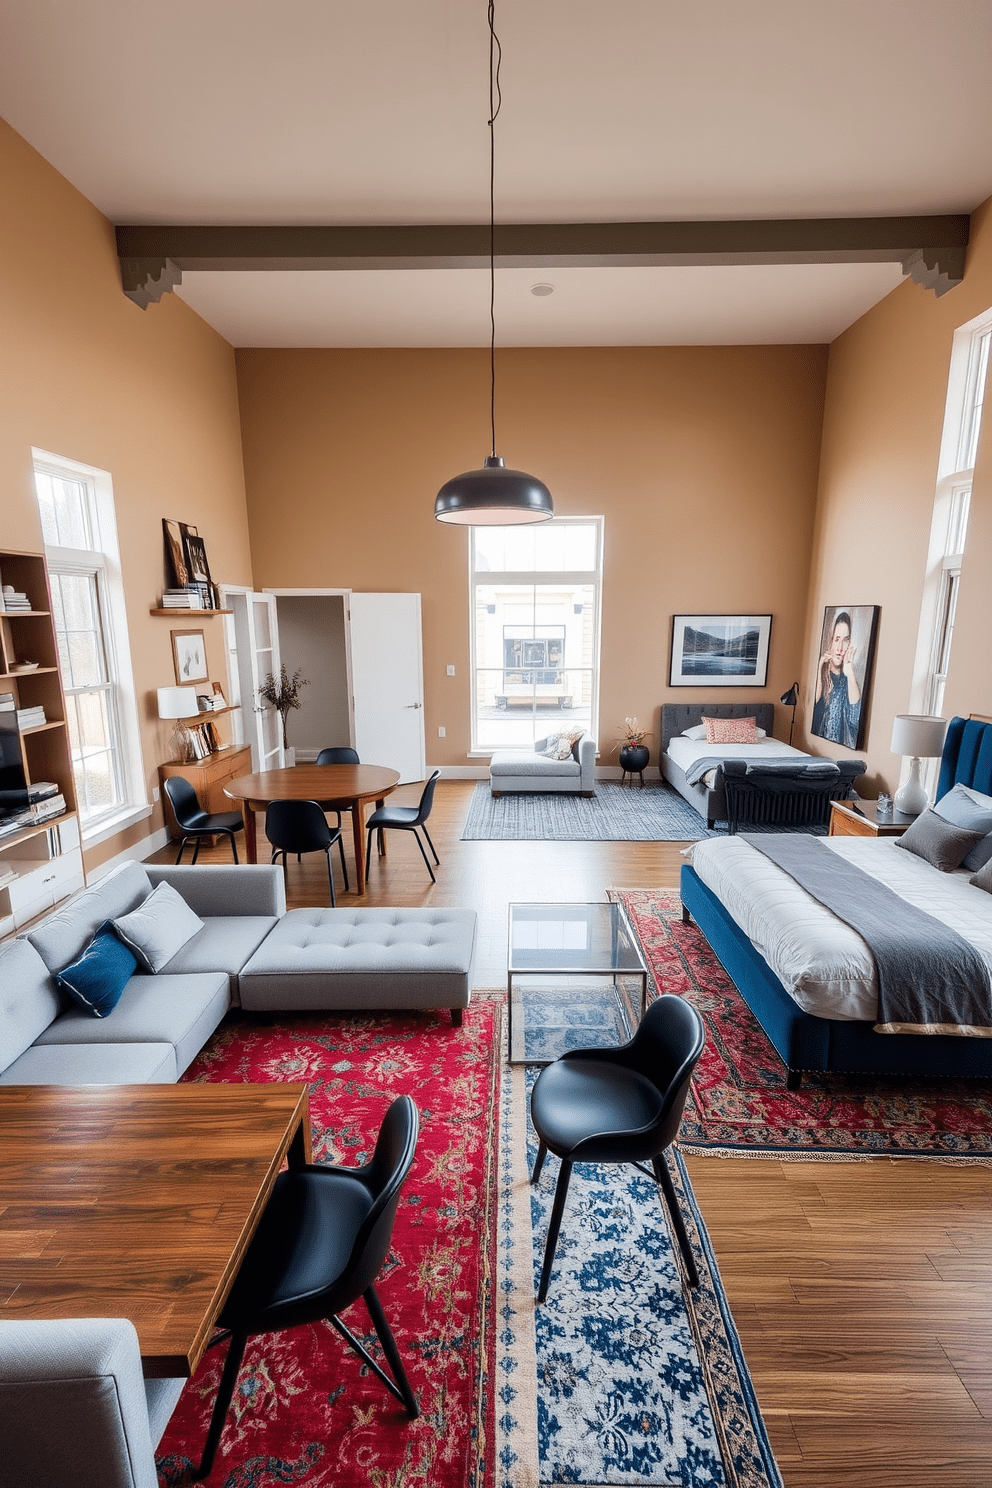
[[434, 456, 554, 525]]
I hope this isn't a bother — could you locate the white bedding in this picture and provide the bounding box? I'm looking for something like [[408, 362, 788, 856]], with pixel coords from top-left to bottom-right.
[[688, 834, 992, 1022], [666, 735, 809, 789]]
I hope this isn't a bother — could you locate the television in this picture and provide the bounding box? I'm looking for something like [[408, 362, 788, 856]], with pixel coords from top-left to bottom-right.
[[0, 711, 29, 826]]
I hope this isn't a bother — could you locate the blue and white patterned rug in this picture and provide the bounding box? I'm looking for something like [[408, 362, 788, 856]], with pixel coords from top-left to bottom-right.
[[462, 782, 827, 842], [495, 1061, 782, 1488]]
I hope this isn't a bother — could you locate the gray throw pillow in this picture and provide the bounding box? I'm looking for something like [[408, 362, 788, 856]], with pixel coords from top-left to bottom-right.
[[969, 857, 992, 894], [112, 880, 204, 972], [933, 783, 992, 872], [894, 808, 986, 873]]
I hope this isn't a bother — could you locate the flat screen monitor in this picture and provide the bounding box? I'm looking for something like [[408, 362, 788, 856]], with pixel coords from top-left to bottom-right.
[[0, 712, 29, 821]]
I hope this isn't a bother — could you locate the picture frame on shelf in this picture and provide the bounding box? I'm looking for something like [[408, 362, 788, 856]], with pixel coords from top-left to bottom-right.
[[171, 629, 208, 686], [163, 519, 189, 589], [181, 525, 212, 589], [810, 604, 879, 751], [669, 613, 772, 687]]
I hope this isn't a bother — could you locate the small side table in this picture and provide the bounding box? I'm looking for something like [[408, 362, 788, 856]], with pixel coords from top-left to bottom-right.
[[829, 798, 916, 838]]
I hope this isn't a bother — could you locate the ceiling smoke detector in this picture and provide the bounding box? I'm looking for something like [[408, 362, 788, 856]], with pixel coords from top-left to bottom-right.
[[530, 283, 555, 297]]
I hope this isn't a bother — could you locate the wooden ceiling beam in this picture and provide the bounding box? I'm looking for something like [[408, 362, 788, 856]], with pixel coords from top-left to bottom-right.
[[116, 214, 970, 306]]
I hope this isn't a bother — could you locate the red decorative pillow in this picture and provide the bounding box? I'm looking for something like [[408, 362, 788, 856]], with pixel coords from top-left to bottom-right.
[[703, 715, 758, 745]]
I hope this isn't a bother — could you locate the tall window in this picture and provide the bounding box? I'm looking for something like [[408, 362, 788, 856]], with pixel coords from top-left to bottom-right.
[[470, 518, 603, 751], [33, 452, 144, 839], [912, 313, 990, 721]]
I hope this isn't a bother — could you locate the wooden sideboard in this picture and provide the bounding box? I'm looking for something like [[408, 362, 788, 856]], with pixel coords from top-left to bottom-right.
[[159, 743, 252, 840]]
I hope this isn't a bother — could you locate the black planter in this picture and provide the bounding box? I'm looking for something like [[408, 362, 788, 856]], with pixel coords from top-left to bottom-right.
[[618, 744, 650, 776]]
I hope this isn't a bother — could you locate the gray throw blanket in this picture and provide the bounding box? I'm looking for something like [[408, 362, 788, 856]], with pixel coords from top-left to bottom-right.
[[742, 834, 992, 1036], [683, 754, 803, 788]]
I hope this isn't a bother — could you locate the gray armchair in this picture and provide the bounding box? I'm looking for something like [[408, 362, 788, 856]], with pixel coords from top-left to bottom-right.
[[0, 1318, 184, 1488]]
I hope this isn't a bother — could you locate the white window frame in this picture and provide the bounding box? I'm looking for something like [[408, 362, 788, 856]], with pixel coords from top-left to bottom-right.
[[468, 517, 604, 755], [909, 308, 991, 726], [32, 449, 148, 845]]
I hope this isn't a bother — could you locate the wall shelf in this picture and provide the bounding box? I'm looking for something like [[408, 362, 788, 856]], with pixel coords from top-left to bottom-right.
[[150, 607, 233, 617]]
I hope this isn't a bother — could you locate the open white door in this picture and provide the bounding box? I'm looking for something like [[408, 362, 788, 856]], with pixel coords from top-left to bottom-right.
[[349, 593, 426, 784], [220, 587, 283, 771]]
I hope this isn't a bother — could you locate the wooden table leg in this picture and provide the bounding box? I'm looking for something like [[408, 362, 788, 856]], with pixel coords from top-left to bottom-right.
[[242, 803, 258, 864], [351, 802, 366, 895]]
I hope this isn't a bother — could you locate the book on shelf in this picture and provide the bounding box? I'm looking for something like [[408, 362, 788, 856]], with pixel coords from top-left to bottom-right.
[[0, 693, 14, 712], [16, 709, 47, 729], [28, 794, 66, 823], [160, 583, 215, 609], [0, 589, 32, 612]]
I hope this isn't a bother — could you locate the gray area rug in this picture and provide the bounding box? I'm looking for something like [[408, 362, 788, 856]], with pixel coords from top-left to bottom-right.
[[461, 780, 828, 841]]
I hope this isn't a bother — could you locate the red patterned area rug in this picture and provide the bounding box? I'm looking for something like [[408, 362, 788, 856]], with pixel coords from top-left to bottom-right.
[[156, 997, 501, 1488], [612, 889, 992, 1161]]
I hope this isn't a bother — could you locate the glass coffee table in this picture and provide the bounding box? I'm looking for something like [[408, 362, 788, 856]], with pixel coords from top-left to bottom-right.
[[507, 901, 649, 1065]]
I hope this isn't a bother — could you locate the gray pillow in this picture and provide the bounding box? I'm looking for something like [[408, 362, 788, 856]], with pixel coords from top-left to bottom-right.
[[933, 783, 992, 872], [969, 857, 992, 894], [112, 880, 204, 972], [894, 808, 986, 873]]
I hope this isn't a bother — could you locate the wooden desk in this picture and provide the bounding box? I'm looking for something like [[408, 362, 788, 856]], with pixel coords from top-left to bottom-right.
[[829, 798, 916, 838], [224, 764, 400, 894], [0, 1082, 310, 1377]]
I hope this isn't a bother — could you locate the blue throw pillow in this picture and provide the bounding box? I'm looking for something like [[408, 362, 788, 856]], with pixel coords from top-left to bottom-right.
[[55, 920, 137, 1018], [933, 783, 992, 872]]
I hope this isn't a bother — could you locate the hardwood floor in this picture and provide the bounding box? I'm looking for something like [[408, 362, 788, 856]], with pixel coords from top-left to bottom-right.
[[150, 779, 992, 1487]]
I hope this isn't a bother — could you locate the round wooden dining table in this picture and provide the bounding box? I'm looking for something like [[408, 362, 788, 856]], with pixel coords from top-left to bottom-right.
[[224, 764, 400, 895]]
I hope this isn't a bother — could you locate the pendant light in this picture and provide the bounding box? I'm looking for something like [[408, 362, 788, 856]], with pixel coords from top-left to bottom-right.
[[434, 0, 553, 526]]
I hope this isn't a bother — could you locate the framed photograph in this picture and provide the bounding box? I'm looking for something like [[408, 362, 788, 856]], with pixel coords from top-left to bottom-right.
[[669, 614, 772, 687], [171, 629, 208, 686], [810, 604, 879, 751], [162, 519, 188, 589], [181, 524, 212, 588]]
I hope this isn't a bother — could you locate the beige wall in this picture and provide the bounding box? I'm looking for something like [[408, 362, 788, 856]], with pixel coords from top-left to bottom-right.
[[800, 197, 992, 794], [236, 345, 828, 765], [0, 117, 253, 871]]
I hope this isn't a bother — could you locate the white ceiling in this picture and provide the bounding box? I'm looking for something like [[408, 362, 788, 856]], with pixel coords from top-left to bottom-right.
[[1, 0, 990, 347]]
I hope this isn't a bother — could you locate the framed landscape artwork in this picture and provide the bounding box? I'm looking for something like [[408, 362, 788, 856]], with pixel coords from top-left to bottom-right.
[[670, 614, 772, 687], [810, 604, 879, 751]]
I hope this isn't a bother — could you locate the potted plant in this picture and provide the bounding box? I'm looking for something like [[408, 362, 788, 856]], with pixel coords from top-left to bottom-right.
[[257, 665, 308, 764], [612, 717, 651, 780]]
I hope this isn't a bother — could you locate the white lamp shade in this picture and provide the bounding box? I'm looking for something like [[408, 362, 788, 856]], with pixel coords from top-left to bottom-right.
[[157, 686, 199, 721], [890, 714, 947, 759]]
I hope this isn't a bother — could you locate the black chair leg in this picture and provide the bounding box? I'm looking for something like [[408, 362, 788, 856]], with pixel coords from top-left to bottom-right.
[[226, 830, 239, 865], [365, 1285, 420, 1419], [195, 1329, 248, 1479], [365, 828, 374, 883], [191, 837, 201, 865], [653, 1152, 700, 1288], [531, 1138, 548, 1185], [174, 838, 187, 866], [412, 829, 437, 884], [338, 834, 349, 891], [325, 847, 336, 907], [537, 1160, 572, 1304], [421, 824, 440, 866]]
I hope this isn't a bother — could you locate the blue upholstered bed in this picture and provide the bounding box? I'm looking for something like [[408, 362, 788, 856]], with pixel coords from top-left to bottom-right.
[[680, 715, 992, 1088]]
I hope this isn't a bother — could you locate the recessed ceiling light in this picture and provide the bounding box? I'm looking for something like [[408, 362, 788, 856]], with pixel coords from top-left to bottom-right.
[[530, 283, 555, 297]]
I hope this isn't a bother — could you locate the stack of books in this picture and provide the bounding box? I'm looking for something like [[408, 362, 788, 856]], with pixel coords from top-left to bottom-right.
[[1, 588, 32, 612], [16, 706, 47, 730], [160, 584, 215, 609], [28, 793, 66, 823], [0, 692, 14, 713]]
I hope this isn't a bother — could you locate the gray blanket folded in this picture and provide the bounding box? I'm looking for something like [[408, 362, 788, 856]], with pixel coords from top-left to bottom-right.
[[683, 754, 801, 788], [742, 834, 992, 1036]]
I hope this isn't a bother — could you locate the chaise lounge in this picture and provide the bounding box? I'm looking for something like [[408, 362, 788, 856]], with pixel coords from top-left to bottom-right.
[[489, 731, 597, 797]]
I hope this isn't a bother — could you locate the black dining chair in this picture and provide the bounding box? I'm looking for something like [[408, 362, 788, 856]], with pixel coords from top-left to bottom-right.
[[313, 747, 360, 881], [195, 1095, 420, 1480], [265, 798, 347, 904], [364, 771, 441, 885], [163, 776, 243, 865], [529, 994, 706, 1303]]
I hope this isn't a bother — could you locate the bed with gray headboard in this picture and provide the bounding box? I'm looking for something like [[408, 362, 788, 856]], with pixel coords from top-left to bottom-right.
[[661, 701, 866, 829]]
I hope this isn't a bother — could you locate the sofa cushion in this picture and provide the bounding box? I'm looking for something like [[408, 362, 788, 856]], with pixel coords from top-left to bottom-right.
[[157, 916, 279, 979], [0, 938, 62, 1076], [33, 972, 230, 1076], [26, 861, 152, 973], [489, 750, 580, 778], [55, 923, 138, 1018], [0, 1040, 177, 1085], [239, 907, 477, 1012], [113, 882, 204, 973]]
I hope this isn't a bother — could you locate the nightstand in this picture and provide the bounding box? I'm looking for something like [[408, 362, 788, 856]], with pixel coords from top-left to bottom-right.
[[829, 798, 916, 838]]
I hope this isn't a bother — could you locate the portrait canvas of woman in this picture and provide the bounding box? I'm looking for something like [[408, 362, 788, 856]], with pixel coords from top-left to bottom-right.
[[810, 604, 879, 750]]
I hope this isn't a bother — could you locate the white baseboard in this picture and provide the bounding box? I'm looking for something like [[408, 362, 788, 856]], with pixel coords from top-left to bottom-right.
[[87, 826, 170, 881], [435, 765, 490, 780]]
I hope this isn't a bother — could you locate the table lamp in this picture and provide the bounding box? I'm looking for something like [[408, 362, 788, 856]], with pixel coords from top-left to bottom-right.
[[158, 686, 200, 763], [890, 714, 947, 816]]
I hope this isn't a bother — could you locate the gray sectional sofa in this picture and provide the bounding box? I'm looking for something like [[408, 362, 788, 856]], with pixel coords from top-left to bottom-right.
[[0, 859, 478, 1086]]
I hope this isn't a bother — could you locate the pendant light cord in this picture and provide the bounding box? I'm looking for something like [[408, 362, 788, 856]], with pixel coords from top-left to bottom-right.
[[488, 0, 502, 459]]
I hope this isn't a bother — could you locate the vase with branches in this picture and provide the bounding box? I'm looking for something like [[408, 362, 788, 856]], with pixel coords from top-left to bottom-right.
[[610, 717, 651, 754], [257, 665, 309, 749]]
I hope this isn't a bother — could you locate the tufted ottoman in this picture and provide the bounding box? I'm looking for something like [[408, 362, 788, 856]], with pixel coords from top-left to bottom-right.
[[237, 907, 478, 1025]]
